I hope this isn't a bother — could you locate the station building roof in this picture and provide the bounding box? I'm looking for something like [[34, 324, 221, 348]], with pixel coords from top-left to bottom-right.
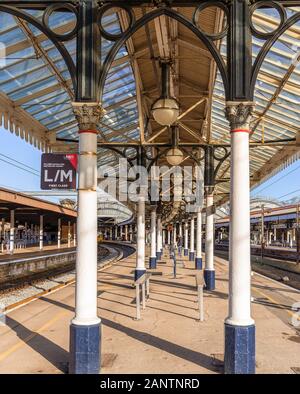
[[0, 187, 77, 225], [0, 4, 299, 214]]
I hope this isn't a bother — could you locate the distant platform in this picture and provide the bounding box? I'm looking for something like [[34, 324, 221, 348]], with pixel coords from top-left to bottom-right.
[[0, 244, 75, 264]]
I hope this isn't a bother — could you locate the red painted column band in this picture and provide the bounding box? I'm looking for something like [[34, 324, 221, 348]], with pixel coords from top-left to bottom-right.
[[79, 129, 98, 134], [230, 129, 250, 134]]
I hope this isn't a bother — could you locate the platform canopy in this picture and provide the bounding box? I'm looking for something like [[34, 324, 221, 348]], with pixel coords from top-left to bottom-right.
[[0, 187, 76, 225], [0, 3, 299, 213]]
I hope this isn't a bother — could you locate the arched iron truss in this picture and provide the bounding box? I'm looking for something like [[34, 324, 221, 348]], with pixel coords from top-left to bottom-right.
[[0, 0, 299, 221], [1, 1, 299, 101]]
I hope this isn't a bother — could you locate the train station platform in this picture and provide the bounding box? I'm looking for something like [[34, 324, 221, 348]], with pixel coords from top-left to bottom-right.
[[0, 244, 74, 263], [0, 247, 299, 374]]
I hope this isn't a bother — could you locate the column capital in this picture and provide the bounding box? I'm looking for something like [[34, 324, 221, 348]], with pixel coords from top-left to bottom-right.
[[72, 102, 105, 130], [225, 101, 255, 131]]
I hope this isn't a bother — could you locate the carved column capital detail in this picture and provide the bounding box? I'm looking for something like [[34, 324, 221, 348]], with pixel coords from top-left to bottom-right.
[[225, 101, 255, 130], [72, 102, 105, 130]]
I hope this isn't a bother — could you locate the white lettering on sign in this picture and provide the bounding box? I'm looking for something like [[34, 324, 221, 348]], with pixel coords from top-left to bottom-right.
[[44, 169, 73, 183]]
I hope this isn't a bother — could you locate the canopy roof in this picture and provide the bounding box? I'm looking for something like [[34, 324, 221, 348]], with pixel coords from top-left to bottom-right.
[[0, 3, 299, 217]]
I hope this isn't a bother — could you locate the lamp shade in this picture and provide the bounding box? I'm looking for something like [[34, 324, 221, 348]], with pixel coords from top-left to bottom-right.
[[151, 98, 179, 126], [166, 147, 184, 166]]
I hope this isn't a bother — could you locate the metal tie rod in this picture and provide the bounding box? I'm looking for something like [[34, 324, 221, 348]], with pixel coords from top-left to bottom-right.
[[134, 272, 151, 320], [195, 272, 205, 322]]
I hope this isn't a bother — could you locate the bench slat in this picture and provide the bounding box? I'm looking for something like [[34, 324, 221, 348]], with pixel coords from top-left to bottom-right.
[[195, 272, 205, 287]]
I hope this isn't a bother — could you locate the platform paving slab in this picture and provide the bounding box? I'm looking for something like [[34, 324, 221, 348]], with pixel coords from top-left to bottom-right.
[[0, 249, 299, 374]]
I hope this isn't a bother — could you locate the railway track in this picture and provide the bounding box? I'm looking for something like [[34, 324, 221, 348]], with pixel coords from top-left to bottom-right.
[[0, 246, 107, 293], [0, 242, 135, 311], [214, 248, 300, 291], [102, 242, 135, 259]]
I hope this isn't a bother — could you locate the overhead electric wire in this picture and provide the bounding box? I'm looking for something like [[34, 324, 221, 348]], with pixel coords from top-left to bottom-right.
[[276, 188, 300, 200], [0, 157, 39, 177], [252, 163, 300, 196], [0, 152, 39, 172]]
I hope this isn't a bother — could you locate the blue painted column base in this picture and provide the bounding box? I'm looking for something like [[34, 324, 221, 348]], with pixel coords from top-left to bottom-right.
[[189, 251, 195, 261], [69, 322, 101, 374], [204, 269, 215, 290], [149, 256, 157, 269], [195, 257, 202, 270], [156, 251, 162, 261], [184, 248, 189, 256], [134, 268, 146, 281], [224, 323, 255, 374]]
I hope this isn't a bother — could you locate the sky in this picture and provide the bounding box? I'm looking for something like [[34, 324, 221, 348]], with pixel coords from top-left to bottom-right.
[[0, 126, 300, 205], [0, 127, 69, 204]]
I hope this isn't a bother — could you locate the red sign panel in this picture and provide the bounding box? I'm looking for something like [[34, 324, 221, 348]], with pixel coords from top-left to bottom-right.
[[41, 153, 78, 190]]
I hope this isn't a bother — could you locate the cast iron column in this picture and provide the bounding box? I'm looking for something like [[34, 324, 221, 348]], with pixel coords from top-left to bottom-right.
[[149, 206, 157, 269], [156, 215, 162, 260], [135, 196, 146, 280], [195, 209, 203, 270], [189, 216, 195, 261], [70, 102, 104, 374], [204, 146, 215, 290], [224, 0, 255, 374], [9, 209, 14, 255], [39, 215, 43, 250], [184, 220, 189, 256], [225, 102, 255, 374]]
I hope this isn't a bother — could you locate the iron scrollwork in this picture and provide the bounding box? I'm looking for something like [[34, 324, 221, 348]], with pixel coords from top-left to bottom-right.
[[0, 3, 78, 89]]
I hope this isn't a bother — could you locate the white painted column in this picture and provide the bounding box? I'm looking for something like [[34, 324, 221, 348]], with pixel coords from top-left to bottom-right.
[[204, 193, 215, 289], [24, 221, 28, 245], [30, 223, 34, 244], [179, 222, 182, 238], [72, 117, 100, 327], [167, 229, 171, 245], [226, 124, 253, 323], [125, 225, 128, 241], [156, 215, 162, 259], [68, 220, 71, 248], [39, 215, 43, 250], [0, 218, 4, 253], [149, 208, 157, 268], [135, 197, 146, 279], [9, 210, 14, 254], [184, 221, 189, 256], [162, 228, 165, 248], [189, 216, 195, 261], [196, 210, 203, 269], [73, 222, 77, 247], [173, 223, 177, 245], [224, 103, 255, 374], [35, 225, 38, 243], [177, 221, 183, 255], [69, 102, 103, 375]]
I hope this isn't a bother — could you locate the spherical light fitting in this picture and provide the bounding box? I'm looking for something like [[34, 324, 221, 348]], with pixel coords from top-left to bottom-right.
[[151, 97, 180, 126], [166, 147, 184, 166]]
